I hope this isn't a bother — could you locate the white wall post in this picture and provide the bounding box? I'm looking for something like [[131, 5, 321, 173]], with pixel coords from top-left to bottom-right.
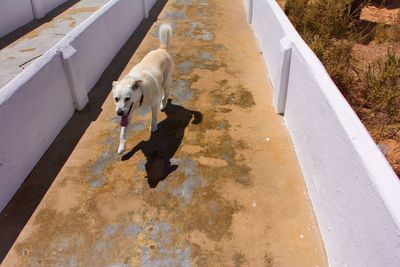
[[247, 0, 253, 23], [273, 37, 292, 114], [58, 44, 89, 111], [142, 0, 149, 19], [30, 0, 46, 19]]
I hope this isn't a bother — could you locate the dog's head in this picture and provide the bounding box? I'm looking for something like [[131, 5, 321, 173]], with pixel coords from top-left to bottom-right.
[[111, 78, 143, 116]]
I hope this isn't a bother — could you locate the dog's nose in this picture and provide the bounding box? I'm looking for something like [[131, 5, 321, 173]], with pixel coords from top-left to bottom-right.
[[117, 109, 124, 116]]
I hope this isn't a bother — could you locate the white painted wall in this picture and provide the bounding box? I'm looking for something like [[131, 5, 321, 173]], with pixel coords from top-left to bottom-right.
[[286, 45, 400, 266], [67, 0, 145, 92], [248, 0, 400, 265], [30, 0, 68, 19], [144, 0, 158, 17], [0, 0, 34, 38], [0, 0, 158, 212], [0, 50, 74, 211], [0, 0, 70, 38], [243, 0, 250, 13]]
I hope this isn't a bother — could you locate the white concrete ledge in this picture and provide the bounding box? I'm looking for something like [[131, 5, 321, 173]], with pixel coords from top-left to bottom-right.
[[0, 49, 74, 213], [0, 0, 69, 38], [247, 0, 400, 265], [0, 0, 158, 212]]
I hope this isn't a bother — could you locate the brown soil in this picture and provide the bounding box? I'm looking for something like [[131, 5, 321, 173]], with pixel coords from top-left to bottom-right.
[[277, 0, 286, 9]]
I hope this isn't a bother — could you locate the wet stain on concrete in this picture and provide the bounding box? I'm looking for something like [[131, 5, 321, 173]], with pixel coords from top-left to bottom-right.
[[165, 10, 187, 20], [88, 151, 114, 189], [197, 50, 214, 61], [177, 60, 193, 73], [185, 21, 214, 41], [141, 246, 191, 267], [171, 80, 194, 103], [103, 224, 120, 238], [124, 224, 142, 239], [129, 120, 147, 133], [157, 157, 206, 205]]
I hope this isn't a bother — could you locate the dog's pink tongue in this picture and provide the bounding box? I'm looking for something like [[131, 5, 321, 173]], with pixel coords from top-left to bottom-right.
[[120, 115, 129, 127]]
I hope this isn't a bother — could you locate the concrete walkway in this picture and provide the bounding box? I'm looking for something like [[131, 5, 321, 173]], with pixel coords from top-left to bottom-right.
[[1, 0, 327, 266], [0, 0, 110, 88]]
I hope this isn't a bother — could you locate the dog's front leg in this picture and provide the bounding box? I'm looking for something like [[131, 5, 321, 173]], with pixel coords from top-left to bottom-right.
[[118, 126, 126, 154], [150, 104, 158, 132]]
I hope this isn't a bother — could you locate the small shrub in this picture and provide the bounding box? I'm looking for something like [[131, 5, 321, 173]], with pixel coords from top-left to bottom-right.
[[389, 13, 400, 43], [285, 0, 308, 31], [321, 39, 357, 95], [374, 23, 388, 43], [286, 0, 355, 40], [365, 49, 400, 118], [286, 0, 363, 95], [374, 14, 400, 44]]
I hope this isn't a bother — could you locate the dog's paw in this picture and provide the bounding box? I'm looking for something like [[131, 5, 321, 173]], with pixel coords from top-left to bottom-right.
[[117, 145, 125, 154], [150, 124, 158, 132], [160, 103, 166, 112]]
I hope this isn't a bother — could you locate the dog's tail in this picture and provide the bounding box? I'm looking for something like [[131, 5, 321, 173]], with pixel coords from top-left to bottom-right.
[[159, 23, 173, 50]]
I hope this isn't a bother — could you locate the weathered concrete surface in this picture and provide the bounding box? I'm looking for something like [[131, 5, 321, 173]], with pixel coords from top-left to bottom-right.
[[2, 0, 327, 266], [0, 0, 110, 88]]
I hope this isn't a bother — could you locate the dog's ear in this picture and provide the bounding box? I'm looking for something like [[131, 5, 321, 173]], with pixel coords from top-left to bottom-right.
[[112, 81, 119, 87], [132, 80, 143, 89]]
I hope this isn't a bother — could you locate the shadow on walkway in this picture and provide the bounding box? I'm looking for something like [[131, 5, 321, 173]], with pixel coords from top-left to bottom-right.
[[0, 0, 168, 262], [122, 100, 203, 188]]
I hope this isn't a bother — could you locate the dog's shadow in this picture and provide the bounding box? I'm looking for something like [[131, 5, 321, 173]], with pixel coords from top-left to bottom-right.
[[122, 99, 202, 188]]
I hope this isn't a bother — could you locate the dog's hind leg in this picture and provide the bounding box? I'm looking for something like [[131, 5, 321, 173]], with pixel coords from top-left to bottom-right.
[[160, 69, 172, 111], [117, 126, 126, 154], [150, 104, 158, 132]]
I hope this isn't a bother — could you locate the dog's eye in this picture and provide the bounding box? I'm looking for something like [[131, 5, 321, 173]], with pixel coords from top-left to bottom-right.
[[125, 97, 131, 102], [114, 97, 120, 102]]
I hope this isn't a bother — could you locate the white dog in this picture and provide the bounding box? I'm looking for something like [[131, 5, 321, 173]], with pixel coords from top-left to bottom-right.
[[112, 23, 173, 154]]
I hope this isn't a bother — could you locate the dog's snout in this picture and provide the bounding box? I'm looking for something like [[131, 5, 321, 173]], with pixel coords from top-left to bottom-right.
[[117, 109, 124, 116]]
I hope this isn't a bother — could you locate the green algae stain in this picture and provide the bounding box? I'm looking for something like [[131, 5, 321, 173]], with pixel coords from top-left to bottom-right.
[[209, 83, 256, 108]]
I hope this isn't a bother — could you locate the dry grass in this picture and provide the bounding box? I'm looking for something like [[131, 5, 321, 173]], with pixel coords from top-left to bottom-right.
[[285, 0, 366, 95], [362, 48, 400, 141], [374, 13, 400, 43]]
